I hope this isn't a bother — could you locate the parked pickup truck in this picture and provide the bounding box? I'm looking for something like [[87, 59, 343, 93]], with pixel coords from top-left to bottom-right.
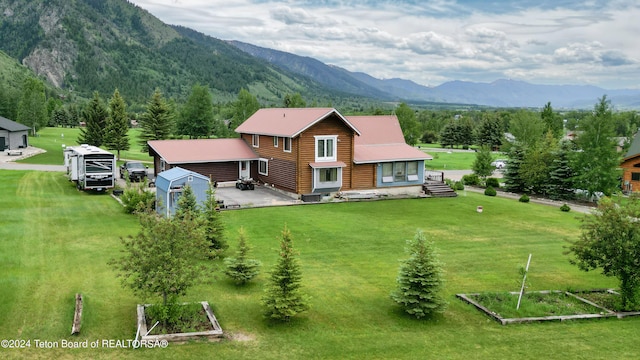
[[120, 161, 147, 182]]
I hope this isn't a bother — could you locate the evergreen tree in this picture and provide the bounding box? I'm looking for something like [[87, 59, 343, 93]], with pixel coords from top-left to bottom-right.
[[546, 140, 576, 200], [439, 121, 459, 148], [472, 146, 494, 180], [476, 114, 503, 150], [16, 77, 47, 135], [139, 88, 174, 152], [175, 184, 199, 220], [262, 225, 310, 321], [202, 183, 226, 254], [104, 89, 130, 160], [573, 95, 621, 198], [78, 92, 108, 146], [178, 84, 214, 138], [67, 103, 81, 127], [541, 102, 563, 138], [391, 230, 446, 319], [50, 107, 69, 128], [224, 227, 261, 285], [458, 117, 475, 148], [503, 143, 526, 193]]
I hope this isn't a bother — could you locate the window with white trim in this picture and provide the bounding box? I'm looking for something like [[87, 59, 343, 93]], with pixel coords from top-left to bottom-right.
[[252, 134, 259, 147], [273, 136, 278, 147], [283, 137, 291, 152], [315, 135, 337, 162], [382, 163, 393, 183], [407, 161, 419, 181], [258, 158, 268, 175]]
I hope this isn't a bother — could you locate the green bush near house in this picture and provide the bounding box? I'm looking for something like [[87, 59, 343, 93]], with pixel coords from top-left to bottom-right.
[[485, 177, 500, 188], [462, 173, 480, 186], [484, 186, 497, 196], [519, 194, 530, 203], [561, 204, 571, 212]]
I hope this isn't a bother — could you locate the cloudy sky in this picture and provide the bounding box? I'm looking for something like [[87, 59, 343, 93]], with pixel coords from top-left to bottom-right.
[[128, 0, 640, 89]]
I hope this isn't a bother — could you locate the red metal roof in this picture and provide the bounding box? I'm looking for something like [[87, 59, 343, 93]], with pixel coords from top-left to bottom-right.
[[348, 115, 432, 164], [235, 108, 360, 137], [148, 138, 258, 164]]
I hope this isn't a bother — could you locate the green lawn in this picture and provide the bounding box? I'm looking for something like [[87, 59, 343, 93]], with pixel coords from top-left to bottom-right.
[[1, 170, 637, 360], [423, 150, 479, 170], [20, 127, 153, 165]]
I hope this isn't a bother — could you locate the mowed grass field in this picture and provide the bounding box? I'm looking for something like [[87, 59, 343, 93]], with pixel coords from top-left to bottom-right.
[[1, 170, 638, 360]]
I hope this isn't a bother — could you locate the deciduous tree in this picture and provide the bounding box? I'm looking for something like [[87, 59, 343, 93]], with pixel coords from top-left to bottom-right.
[[568, 194, 640, 310], [17, 77, 47, 135], [391, 230, 447, 319], [230, 88, 260, 133], [472, 146, 494, 180], [396, 102, 421, 146], [178, 84, 214, 138]]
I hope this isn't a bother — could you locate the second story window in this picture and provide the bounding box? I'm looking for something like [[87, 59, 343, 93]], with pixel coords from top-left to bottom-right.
[[273, 136, 278, 147], [315, 135, 337, 162], [283, 137, 291, 152], [252, 134, 259, 147]]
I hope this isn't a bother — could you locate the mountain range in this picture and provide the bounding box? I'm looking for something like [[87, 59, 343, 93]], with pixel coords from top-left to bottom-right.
[[1, 0, 639, 110]]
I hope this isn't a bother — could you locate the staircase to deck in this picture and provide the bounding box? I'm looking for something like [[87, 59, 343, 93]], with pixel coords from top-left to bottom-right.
[[423, 182, 457, 197]]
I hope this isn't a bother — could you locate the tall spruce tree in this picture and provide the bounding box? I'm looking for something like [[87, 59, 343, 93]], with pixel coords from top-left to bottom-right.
[[476, 114, 503, 150], [224, 227, 261, 285], [104, 89, 130, 160], [262, 225, 310, 321], [174, 184, 199, 220], [78, 92, 108, 146], [139, 89, 174, 152], [391, 230, 446, 319], [202, 183, 226, 254], [503, 143, 526, 193], [545, 140, 576, 200]]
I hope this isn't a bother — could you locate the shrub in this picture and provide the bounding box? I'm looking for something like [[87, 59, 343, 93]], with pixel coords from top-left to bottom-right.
[[485, 177, 500, 188], [121, 185, 155, 214], [454, 181, 465, 191], [462, 173, 480, 186], [444, 178, 455, 188], [560, 204, 571, 212], [519, 194, 530, 203], [484, 186, 497, 196]]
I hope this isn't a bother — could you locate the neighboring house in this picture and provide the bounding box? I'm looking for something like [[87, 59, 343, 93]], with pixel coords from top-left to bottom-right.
[[0, 116, 29, 150], [621, 131, 640, 193], [149, 108, 432, 197], [155, 167, 211, 217], [148, 138, 259, 183]]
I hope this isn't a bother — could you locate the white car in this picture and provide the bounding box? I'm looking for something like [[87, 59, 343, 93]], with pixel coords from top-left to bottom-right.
[[491, 159, 507, 169]]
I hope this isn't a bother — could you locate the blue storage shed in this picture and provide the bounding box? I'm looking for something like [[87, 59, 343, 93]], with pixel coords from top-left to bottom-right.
[[155, 167, 211, 217]]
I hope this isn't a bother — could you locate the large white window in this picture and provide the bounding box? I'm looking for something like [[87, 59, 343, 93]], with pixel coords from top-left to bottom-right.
[[252, 134, 259, 147], [313, 166, 342, 191], [283, 137, 291, 152], [315, 135, 337, 162], [383, 161, 420, 183], [258, 158, 268, 175]]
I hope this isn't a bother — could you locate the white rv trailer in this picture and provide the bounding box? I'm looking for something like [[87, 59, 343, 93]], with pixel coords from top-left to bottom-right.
[[64, 145, 116, 191]]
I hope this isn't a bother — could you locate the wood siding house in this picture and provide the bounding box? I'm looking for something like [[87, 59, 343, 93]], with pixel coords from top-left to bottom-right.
[[621, 131, 640, 193], [148, 108, 432, 197], [148, 139, 259, 183]]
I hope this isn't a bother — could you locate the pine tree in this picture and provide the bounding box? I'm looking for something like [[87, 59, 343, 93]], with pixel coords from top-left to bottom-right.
[[202, 183, 226, 254], [104, 89, 130, 160], [262, 225, 310, 321], [177, 84, 214, 138], [139, 88, 174, 152], [476, 114, 503, 150], [503, 143, 526, 193], [230, 88, 260, 134], [78, 92, 108, 146], [224, 227, 261, 285], [546, 140, 576, 200], [174, 184, 199, 220], [391, 230, 446, 319]]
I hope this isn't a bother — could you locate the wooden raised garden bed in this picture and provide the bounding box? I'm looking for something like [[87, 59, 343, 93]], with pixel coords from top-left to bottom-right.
[[136, 301, 223, 342]]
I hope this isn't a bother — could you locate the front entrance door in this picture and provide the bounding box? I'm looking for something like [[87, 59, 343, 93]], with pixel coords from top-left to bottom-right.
[[239, 161, 250, 179]]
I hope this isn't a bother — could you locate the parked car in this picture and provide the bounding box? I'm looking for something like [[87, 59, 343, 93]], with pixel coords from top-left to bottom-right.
[[491, 159, 507, 169], [120, 161, 147, 181]]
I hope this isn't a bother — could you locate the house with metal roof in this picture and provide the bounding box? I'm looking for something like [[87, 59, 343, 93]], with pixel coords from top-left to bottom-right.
[[0, 116, 29, 151], [621, 131, 640, 193], [155, 167, 211, 217], [148, 108, 432, 197]]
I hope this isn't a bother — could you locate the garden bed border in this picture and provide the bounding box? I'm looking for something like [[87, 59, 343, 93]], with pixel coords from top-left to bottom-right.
[[457, 289, 640, 325], [136, 301, 224, 342]]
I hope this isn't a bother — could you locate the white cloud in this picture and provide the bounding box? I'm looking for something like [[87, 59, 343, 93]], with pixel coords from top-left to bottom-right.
[[128, 0, 640, 88]]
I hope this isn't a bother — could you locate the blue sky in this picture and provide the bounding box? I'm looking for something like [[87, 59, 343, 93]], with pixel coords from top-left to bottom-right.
[[129, 0, 640, 89]]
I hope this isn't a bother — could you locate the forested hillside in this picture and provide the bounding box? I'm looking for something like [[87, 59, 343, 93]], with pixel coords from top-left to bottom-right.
[[0, 0, 347, 106]]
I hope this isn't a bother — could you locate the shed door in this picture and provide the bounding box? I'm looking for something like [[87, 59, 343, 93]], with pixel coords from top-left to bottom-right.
[[0, 137, 5, 150]]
